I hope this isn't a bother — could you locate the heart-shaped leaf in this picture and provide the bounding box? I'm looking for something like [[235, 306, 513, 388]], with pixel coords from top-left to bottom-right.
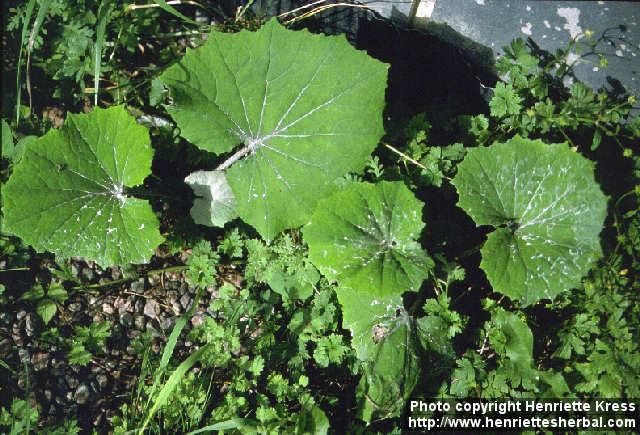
[[336, 287, 420, 422], [159, 19, 388, 239], [2, 106, 163, 267], [451, 136, 607, 305], [184, 170, 237, 227], [303, 181, 433, 297]]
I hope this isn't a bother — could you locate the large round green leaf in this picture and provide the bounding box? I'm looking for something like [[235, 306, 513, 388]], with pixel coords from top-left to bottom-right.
[[2, 106, 163, 267], [452, 136, 607, 305], [303, 181, 433, 297], [159, 19, 388, 240]]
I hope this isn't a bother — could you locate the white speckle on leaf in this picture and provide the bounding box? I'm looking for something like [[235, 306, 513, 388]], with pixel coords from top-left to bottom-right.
[[521, 22, 533, 35], [615, 49, 624, 57], [543, 20, 551, 28]]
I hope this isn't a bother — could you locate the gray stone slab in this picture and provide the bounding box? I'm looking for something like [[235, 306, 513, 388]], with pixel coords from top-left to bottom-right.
[[230, 0, 639, 96], [428, 0, 639, 96]]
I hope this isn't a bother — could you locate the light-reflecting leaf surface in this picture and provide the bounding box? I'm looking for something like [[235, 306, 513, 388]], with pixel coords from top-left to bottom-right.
[[3, 106, 163, 267], [452, 136, 607, 305], [337, 287, 419, 423], [304, 181, 433, 297], [160, 19, 388, 239]]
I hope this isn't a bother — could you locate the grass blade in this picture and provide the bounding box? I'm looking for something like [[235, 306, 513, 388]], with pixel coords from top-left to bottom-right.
[[94, 0, 114, 106], [26, 0, 52, 110], [143, 285, 204, 410], [15, 0, 37, 125], [143, 315, 187, 409], [153, 0, 199, 25], [138, 344, 208, 434]]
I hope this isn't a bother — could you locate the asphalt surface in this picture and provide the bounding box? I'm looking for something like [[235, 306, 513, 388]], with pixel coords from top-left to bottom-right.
[[363, 0, 639, 97]]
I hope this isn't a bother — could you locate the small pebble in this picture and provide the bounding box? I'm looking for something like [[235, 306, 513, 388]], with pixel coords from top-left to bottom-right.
[[96, 374, 108, 390], [101, 303, 115, 315], [67, 376, 79, 390], [119, 312, 133, 327], [134, 314, 146, 330], [74, 384, 91, 405], [143, 300, 159, 318], [130, 279, 145, 293], [31, 352, 50, 371]]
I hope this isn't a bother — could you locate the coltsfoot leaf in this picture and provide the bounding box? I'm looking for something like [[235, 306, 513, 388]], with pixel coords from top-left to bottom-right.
[[303, 181, 433, 297], [337, 287, 404, 361], [184, 170, 237, 227], [336, 287, 420, 422], [452, 136, 607, 306], [160, 19, 388, 239], [2, 106, 163, 267]]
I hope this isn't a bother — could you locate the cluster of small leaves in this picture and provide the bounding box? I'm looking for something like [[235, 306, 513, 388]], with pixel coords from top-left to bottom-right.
[[472, 37, 639, 158], [67, 321, 112, 365], [245, 234, 320, 304], [287, 283, 349, 369], [447, 303, 568, 399], [550, 206, 640, 397], [4, 0, 176, 109], [184, 240, 219, 288], [395, 114, 466, 187], [0, 399, 39, 435], [1, 398, 82, 435], [20, 283, 67, 325], [115, 235, 350, 432]]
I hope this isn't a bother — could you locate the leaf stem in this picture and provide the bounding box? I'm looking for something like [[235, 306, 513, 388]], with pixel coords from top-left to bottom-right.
[[217, 145, 252, 170], [70, 265, 189, 290], [71, 277, 133, 290]]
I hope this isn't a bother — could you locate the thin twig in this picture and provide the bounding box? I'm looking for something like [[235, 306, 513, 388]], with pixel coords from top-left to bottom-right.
[[478, 334, 489, 355], [283, 3, 372, 25], [127, 0, 203, 11], [0, 267, 31, 272], [72, 277, 133, 290], [383, 143, 428, 170], [277, 0, 326, 18]]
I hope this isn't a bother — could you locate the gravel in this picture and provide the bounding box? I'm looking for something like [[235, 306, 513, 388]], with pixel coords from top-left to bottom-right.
[[0, 257, 206, 432]]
